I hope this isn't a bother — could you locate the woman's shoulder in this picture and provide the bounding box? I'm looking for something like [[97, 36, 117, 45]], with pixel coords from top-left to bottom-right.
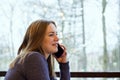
[[25, 51, 46, 62], [27, 51, 44, 57]]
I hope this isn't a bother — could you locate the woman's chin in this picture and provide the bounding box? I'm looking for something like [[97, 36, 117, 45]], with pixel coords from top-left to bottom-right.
[[53, 49, 58, 54]]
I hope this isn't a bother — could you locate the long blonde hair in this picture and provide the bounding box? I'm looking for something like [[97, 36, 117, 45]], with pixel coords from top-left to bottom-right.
[[10, 20, 56, 77]]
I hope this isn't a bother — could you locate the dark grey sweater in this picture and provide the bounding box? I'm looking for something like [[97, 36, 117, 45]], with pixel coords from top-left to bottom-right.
[[4, 52, 70, 80]]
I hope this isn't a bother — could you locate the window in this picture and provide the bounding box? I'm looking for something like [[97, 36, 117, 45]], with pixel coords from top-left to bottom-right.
[[0, 0, 120, 80]]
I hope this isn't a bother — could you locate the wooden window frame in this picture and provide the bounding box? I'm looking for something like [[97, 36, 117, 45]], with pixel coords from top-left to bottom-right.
[[0, 71, 120, 78]]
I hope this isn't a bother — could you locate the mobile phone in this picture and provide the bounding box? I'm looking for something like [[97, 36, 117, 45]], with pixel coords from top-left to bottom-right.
[[54, 44, 64, 58]]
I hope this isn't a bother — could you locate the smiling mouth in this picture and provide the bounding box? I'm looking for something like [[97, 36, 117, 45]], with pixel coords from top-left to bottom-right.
[[53, 43, 58, 46]]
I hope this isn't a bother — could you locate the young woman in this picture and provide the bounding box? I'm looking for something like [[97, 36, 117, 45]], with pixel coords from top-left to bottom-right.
[[5, 20, 70, 80]]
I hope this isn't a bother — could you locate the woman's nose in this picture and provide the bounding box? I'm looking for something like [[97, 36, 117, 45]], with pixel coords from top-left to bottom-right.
[[55, 35, 59, 41]]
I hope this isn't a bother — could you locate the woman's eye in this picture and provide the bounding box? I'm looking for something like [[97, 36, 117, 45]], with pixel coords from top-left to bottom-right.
[[49, 32, 57, 36], [49, 34, 54, 36]]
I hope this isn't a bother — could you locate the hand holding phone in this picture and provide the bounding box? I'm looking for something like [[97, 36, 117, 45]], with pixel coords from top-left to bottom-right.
[[54, 44, 64, 58]]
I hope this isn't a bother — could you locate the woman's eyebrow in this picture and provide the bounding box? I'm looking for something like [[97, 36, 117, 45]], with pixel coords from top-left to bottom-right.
[[48, 31, 57, 34]]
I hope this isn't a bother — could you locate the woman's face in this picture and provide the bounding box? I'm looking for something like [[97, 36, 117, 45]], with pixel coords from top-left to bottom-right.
[[42, 23, 59, 57]]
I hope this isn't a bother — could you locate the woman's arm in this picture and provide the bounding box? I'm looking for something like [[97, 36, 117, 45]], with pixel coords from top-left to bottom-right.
[[24, 52, 50, 80], [54, 44, 70, 80], [59, 62, 70, 80]]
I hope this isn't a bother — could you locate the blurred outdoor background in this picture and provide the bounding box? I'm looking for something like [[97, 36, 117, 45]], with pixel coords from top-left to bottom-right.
[[0, 0, 120, 80]]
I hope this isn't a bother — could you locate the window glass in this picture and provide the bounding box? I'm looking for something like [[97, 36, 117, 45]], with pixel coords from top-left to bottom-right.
[[0, 0, 120, 73]]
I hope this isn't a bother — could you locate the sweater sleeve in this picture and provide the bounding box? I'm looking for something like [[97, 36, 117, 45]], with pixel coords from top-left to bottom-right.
[[23, 52, 50, 80], [59, 62, 70, 80]]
